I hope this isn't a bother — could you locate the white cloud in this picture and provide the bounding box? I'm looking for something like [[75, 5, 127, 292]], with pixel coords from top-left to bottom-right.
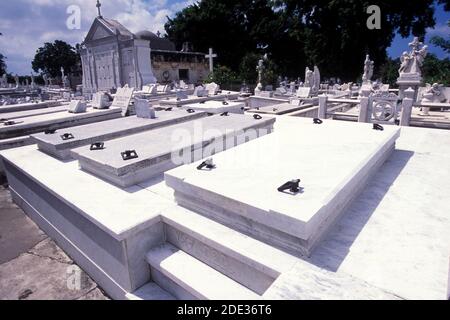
[[426, 22, 450, 37], [0, 0, 193, 74]]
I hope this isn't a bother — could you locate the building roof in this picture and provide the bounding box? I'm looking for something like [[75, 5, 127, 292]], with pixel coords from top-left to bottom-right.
[[135, 30, 176, 51], [101, 18, 135, 38]]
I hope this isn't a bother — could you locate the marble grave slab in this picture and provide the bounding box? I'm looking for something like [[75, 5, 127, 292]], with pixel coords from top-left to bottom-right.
[[32, 109, 207, 160], [71, 114, 275, 187], [165, 120, 401, 256]]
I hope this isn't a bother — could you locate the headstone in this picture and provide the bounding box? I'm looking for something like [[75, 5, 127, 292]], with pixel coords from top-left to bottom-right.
[[68, 100, 87, 114], [62, 92, 72, 101], [290, 98, 301, 106], [205, 82, 220, 96], [296, 87, 311, 98], [176, 90, 189, 100], [92, 92, 110, 109], [193, 86, 207, 97], [179, 80, 188, 89], [111, 85, 135, 116], [287, 82, 296, 96], [135, 98, 156, 119], [143, 84, 158, 94], [276, 87, 287, 95]]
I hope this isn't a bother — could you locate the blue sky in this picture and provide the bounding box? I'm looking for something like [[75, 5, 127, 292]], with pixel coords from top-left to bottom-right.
[[0, 0, 448, 75], [387, 2, 449, 59]]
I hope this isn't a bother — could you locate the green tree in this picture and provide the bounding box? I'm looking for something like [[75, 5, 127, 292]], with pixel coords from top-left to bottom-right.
[[422, 53, 450, 85], [206, 65, 240, 84], [378, 58, 400, 86], [166, 0, 448, 82], [275, 0, 449, 81], [0, 32, 6, 75], [430, 20, 450, 53], [0, 53, 6, 76], [32, 40, 80, 78]]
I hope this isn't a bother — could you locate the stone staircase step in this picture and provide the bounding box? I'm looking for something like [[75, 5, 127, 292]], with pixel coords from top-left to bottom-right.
[[126, 282, 176, 300], [146, 243, 261, 300]]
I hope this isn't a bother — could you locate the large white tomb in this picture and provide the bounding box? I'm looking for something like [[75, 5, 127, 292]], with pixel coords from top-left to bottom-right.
[[32, 109, 207, 160], [0, 100, 62, 114], [181, 100, 245, 115], [248, 102, 313, 115], [165, 120, 401, 255], [0, 107, 122, 140], [71, 114, 275, 187], [159, 92, 240, 107]]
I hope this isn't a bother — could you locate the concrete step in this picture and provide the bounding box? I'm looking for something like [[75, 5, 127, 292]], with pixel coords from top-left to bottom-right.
[[146, 243, 261, 300], [162, 206, 298, 295], [126, 282, 176, 300]]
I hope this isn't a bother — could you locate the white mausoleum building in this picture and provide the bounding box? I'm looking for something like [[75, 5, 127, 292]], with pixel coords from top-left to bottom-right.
[[80, 3, 209, 93]]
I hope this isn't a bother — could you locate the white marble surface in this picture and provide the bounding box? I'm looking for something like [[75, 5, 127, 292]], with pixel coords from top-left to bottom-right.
[[0, 146, 173, 240], [1, 115, 449, 299], [300, 124, 450, 300], [165, 119, 400, 240]]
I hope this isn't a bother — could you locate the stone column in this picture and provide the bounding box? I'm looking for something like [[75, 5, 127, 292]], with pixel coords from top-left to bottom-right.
[[318, 94, 328, 119], [400, 87, 415, 126], [358, 88, 372, 123], [134, 39, 157, 89]]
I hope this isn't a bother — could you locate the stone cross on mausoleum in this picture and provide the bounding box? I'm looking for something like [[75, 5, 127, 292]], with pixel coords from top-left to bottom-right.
[[205, 48, 217, 73]]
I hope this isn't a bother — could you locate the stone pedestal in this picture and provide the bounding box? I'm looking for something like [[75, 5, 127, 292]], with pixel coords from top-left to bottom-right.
[[397, 74, 421, 101], [135, 39, 157, 87]]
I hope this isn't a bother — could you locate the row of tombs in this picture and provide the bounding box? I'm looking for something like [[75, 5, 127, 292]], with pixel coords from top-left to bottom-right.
[[0, 87, 402, 300]]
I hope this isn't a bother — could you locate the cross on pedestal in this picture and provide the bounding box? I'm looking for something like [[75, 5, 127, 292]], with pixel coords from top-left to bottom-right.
[[205, 48, 217, 73]]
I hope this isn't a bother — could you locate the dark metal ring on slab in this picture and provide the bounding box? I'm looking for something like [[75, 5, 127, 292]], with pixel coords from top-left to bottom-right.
[[60, 133, 74, 140], [197, 158, 216, 171], [3, 121, 16, 126], [313, 118, 323, 124], [277, 179, 301, 194], [220, 112, 229, 116], [186, 108, 195, 113], [253, 114, 262, 120], [90, 142, 105, 151], [165, 107, 173, 111], [373, 123, 384, 131], [121, 150, 138, 161]]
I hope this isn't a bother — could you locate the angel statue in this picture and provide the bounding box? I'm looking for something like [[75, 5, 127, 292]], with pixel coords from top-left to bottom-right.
[[362, 54, 374, 83], [398, 37, 428, 77], [304, 67, 314, 88], [422, 83, 446, 103]]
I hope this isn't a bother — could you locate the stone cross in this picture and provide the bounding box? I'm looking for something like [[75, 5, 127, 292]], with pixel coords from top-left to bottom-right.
[[205, 48, 217, 73], [96, 0, 102, 18]]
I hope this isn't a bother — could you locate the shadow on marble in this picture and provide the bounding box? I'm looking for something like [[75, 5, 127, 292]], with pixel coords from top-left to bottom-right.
[[305, 149, 414, 272]]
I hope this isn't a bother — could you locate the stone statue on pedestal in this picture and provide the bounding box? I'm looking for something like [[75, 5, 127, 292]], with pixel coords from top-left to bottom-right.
[[304, 66, 320, 94], [0, 74, 7, 88], [362, 54, 374, 84], [397, 37, 428, 101], [255, 55, 266, 92], [14, 74, 19, 88], [398, 37, 428, 78], [43, 74, 49, 86], [31, 73, 35, 89], [304, 67, 314, 88]]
